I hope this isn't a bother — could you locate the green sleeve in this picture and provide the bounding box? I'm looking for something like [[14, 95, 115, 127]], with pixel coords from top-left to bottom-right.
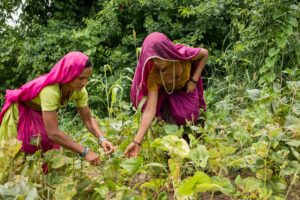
[[73, 87, 88, 108], [39, 85, 60, 111]]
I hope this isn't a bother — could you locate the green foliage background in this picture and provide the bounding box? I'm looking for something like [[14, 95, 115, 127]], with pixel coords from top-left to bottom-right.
[[0, 0, 300, 199], [1, 0, 298, 116]]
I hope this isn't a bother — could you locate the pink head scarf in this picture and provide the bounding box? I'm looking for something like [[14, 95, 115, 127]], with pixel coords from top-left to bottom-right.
[[0, 51, 89, 123], [130, 32, 201, 107]]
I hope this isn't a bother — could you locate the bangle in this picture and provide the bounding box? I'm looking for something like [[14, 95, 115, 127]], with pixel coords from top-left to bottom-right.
[[98, 136, 107, 144], [189, 77, 198, 84], [79, 146, 89, 157], [133, 140, 141, 146]]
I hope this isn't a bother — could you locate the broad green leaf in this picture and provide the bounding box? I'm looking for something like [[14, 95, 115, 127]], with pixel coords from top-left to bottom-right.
[[292, 104, 300, 115], [163, 124, 178, 134], [235, 176, 261, 193], [94, 186, 109, 198], [273, 196, 285, 200], [283, 25, 293, 36], [291, 147, 300, 161], [49, 154, 68, 169], [189, 125, 203, 134], [275, 35, 287, 48], [265, 56, 277, 67], [259, 73, 276, 85], [140, 179, 165, 191], [84, 49, 92, 56], [154, 135, 190, 158], [269, 176, 286, 191], [120, 157, 143, 175], [256, 168, 273, 180], [157, 192, 167, 200], [268, 48, 280, 57], [251, 141, 269, 158], [188, 134, 198, 148], [289, 4, 299, 10], [54, 181, 77, 200], [195, 183, 221, 192], [208, 148, 219, 159], [234, 175, 242, 186], [267, 125, 282, 138], [287, 17, 298, 27], [226, 156, 247, 168], [177, 171, 211, 196], [233, 42, 245, 53], [284, 115, 300, 127], [223, 147, 237, 156], [270, 149, 289, 164], [162, 124, 184, 137], [280, 161, 300, 176], [286, 140, 300, 147], [0, 176, 38, 200], [259, 64, 271, 74], [0, 138, 21, 158], [247, 89, 261, 100], [284, 115, 300, 135], [189, 144, 209, 168], [211, 176, 236, 195], [286, 81, 300, 90]]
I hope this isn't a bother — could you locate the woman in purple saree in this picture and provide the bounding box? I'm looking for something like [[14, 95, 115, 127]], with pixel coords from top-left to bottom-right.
[[125, 32, 208, 158], [0, 52, 114, 165]]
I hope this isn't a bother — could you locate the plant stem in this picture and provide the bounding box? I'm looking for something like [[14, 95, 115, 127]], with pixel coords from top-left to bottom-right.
[[285, 166, 299, 199]]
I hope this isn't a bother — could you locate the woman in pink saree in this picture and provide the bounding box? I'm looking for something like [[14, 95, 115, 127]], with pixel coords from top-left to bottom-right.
[[125, 32, 208, 158], [0, 52, 114, 165]]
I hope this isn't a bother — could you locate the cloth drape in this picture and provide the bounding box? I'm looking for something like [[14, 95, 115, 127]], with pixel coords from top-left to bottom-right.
[[130, 32, 206, 124], [0, 52, 88, 152]]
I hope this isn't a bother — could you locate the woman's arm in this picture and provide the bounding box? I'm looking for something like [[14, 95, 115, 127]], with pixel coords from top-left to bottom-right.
[[191, 48, 209, 81], [78, 106, 114, 154], [186, 48, 209, 93], [42, 111, 100, 165], [125, 90, 158, 157], [78, 106, 104, 138]]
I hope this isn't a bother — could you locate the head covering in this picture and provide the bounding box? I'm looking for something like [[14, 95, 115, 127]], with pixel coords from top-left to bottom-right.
[[0, 51, 88, 123], [130, 32, 201, 107]]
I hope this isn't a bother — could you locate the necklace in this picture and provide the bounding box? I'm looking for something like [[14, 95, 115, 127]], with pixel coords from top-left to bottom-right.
[[60, 85, 72, 105], [160, 62, 175, 94]]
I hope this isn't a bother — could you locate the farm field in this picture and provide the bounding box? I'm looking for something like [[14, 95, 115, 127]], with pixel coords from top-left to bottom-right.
[[0, 0, 299, 199]]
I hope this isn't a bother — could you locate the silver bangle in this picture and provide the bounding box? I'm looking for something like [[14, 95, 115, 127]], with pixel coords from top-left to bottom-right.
[[79, 146, 89, 157], [98, 136, 107, 144]]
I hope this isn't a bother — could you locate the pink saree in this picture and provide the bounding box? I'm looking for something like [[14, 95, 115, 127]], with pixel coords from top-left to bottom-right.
[[130, 32, 206, 124], [0, 52, 88, 153]]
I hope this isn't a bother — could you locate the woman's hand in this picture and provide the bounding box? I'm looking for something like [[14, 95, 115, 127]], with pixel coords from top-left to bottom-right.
[[124, 142, 141, 158], [101, 140, 115, 155], [186, 80, 197, 93], [85, 150, 101, 166]]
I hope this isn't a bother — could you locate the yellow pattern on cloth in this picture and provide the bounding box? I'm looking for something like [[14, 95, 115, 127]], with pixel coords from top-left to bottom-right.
[[0, 84, 88, 143], [0, 104, 19, 145], [147, 61, 191, 91]]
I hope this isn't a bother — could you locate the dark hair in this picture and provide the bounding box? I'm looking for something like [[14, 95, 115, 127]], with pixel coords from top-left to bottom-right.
[[85, 59, 92, 68]]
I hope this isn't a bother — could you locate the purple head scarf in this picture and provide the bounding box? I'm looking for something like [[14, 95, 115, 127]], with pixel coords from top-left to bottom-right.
[[130, 32, 201, 107], [0, 51, 88, 123]]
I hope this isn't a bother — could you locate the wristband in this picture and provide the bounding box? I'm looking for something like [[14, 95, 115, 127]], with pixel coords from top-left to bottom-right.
[[189, 77, 198, 84], [98, 136, 107, 144], [79, 146, 89, 157], [133, 140, 141, 146]]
